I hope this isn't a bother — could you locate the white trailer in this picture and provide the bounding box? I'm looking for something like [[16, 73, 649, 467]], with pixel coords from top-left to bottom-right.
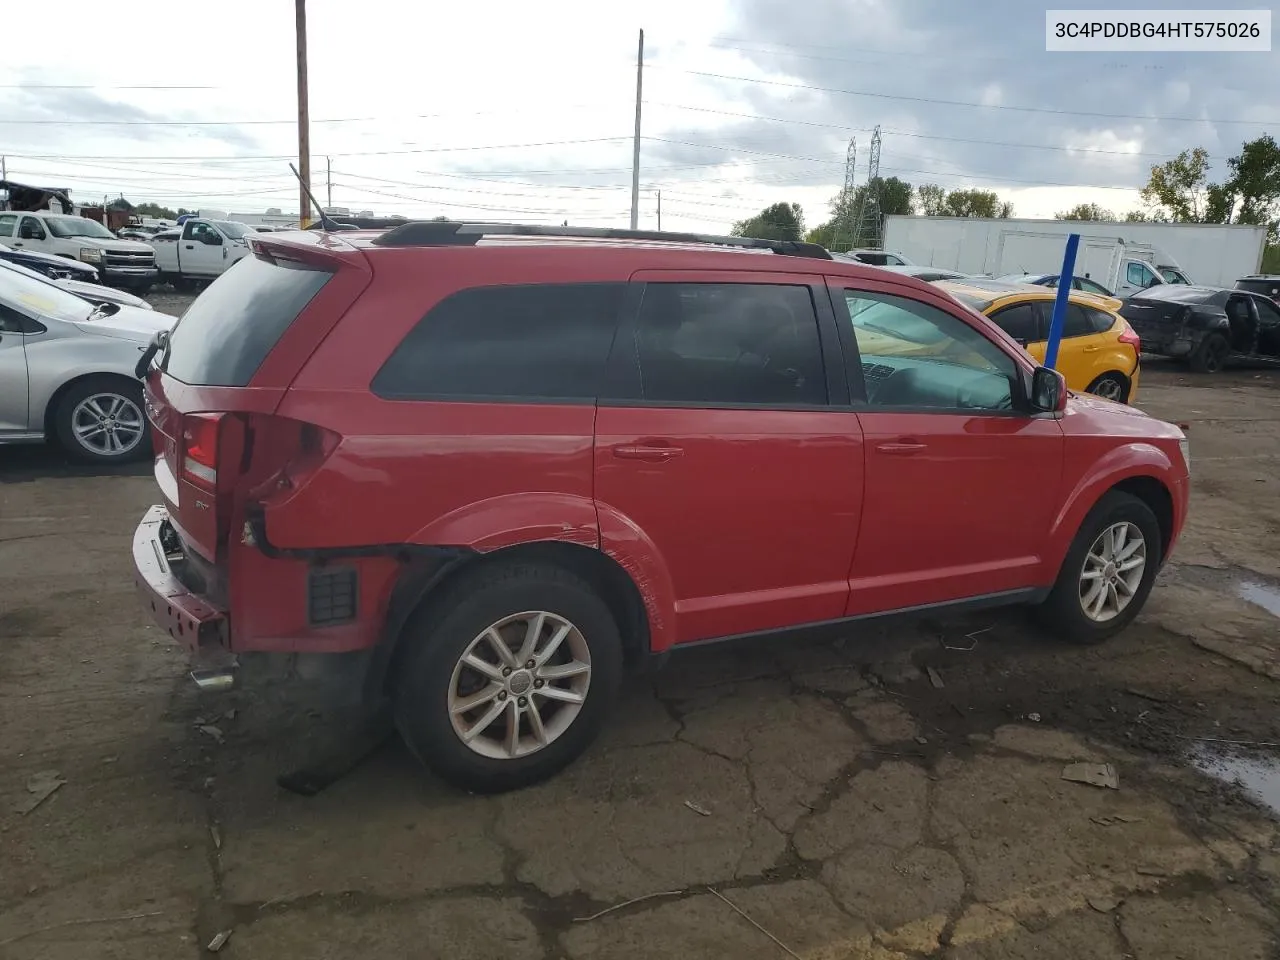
[[883, 216, 1266, 290]]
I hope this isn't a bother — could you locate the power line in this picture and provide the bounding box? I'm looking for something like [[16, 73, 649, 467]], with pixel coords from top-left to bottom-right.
[[0, 83, 220, 90], [649, 66, 1277, 126], [644, 102, 1194, 161], [331, 181, 630, 218]]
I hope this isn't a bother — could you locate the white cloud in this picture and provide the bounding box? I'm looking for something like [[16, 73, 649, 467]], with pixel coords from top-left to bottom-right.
[[1, 0, 1273, 235]]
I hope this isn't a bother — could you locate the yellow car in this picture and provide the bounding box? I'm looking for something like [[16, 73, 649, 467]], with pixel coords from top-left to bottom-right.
[[934, 279, 1141, 403]]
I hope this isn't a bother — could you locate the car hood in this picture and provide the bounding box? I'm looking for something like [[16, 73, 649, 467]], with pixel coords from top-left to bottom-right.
[[74, 237, 155, 253], [55, 278, 152, 309], [1063, 390, 1185, 439], [72, 304, 176, 342], [0, 245, 98, 275]]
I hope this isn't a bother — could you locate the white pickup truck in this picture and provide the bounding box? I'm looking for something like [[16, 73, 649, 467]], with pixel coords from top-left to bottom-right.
[[0, 211, 159, 291], [151, 218, 253, 289]]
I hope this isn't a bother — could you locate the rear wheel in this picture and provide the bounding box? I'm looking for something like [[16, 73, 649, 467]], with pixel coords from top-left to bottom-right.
[[394, 561, 624, 793], [1084, 371, 1130, 403], [1189, 333, 1229, 373], [53, 376, 150, 464], [1036, 491, 1161, 645]]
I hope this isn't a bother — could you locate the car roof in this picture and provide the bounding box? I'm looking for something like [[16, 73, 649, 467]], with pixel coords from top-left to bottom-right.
[[935, 278, 1120, 313], [255, 224, 954, 297]]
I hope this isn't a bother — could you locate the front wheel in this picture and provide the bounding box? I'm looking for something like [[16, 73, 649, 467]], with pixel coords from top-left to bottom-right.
[[394, 562, 624, 793], [1084, 371, 1130, 403], [1036, 491, 1161, 645], [52, 376, 151, 464]]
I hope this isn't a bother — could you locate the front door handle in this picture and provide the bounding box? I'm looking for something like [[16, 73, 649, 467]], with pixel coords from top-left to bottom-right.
[[876, 440, 927, 455], [613, 444, 684, 462], [184, 244, 194, 250]]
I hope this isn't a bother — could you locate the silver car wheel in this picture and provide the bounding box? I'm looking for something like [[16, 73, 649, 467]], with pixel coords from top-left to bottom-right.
[[71, 392, 145, 457], [447, 610, 592, 760], [1079, 521, 1147, 622], [1089, 376, 1126, 402]]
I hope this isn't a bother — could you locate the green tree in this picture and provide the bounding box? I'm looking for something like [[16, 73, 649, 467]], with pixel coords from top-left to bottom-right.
[[134, 202, 179, 219], [1056, 202, 1115, 221], [1223, 134, 1280, 230], [943, 189, 1010, 218], [916, 183, 946, 216], [805, 221, 840, 248], [730, 201, 805, 241], [106, 196, 134, 212], [1140, 147, 1212, 221]]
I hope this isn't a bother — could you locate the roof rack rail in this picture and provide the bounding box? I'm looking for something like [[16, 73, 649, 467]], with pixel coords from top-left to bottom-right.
[[368, 221, 833, 260]]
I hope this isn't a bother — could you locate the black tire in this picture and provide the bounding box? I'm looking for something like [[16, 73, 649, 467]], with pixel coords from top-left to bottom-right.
[[52, 375, 151, 465], [1084, 371, 1130, 404], [1035, 491, 1162, 645], [393, 561, 624, 793], [1189, 333, 1229, 373]]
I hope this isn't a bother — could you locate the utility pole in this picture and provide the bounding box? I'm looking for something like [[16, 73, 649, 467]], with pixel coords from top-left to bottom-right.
[[629, 28, 644, 230], [656, 189, 661, 230], [326, 156, 332, 209], [295, 0, 311, 228]]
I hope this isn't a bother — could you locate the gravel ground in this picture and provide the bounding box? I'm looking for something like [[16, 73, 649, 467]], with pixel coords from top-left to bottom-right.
[[1, 362, 1278, 959]]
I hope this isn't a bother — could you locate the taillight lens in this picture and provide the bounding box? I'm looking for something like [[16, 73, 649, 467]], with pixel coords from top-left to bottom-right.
[[1117, 321, 1141, 351], [182, 413, 224, 489]]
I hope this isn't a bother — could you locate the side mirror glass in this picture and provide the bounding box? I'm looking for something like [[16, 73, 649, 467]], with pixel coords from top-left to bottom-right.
[[1031, 366, 1067, 413], [203, 233, 222, 245]]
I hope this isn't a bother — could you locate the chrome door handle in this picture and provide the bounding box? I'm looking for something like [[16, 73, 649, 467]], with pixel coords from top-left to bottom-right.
[[613, 444, 684, 462], [875, 441, 926, 455]]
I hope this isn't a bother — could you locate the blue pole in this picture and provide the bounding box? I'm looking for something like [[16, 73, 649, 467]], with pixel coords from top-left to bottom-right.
[[1044, 233, 1080, 370]]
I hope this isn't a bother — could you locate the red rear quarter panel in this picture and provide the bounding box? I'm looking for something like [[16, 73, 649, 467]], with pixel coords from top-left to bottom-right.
[[263, 246, 632, 551]]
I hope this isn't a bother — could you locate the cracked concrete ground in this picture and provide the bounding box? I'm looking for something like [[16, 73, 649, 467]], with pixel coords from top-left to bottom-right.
[[2, 362, 1279, 959]]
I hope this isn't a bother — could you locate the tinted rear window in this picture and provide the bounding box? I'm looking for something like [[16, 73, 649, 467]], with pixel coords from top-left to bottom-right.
[[371, 283, 625, 401], [162, 255, 332, 386], [1236, 278, 1280, 297]]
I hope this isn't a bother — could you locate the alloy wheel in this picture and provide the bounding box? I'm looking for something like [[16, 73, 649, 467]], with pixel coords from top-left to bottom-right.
[[70, 392, 145, 457], [447, 610, 592, 760], [1078, 521, 1147, 622]]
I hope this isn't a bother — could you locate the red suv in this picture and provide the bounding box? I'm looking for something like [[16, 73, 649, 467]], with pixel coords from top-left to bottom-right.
[[132, 223, 1190, 792]]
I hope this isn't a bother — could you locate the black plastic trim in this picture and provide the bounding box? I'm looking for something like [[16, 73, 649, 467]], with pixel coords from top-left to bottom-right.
[[245, 508, 473, 566], [666, 586, 1051, 653], [368, 220, 833, 260]]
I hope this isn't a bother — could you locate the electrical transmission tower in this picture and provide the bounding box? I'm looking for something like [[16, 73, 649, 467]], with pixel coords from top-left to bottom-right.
[[834, 136, 856, 251], [851, 126, 882, 249]]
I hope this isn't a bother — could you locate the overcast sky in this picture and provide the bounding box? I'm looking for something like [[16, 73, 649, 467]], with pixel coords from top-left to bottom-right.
[[1, 0, 1276, 232]]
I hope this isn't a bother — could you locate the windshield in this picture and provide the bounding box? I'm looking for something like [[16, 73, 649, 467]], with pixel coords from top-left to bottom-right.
[[851, 300, 948, 344], [44, 216, 116, 240], [0, 261, 92, 322], [213, 220, 250, 240]]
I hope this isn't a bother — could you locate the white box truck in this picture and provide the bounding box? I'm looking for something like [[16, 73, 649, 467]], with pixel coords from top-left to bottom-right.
[[883, 216, 1266, 292]]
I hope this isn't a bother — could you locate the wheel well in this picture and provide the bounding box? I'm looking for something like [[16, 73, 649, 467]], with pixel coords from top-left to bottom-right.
[[43, 372, 143, 438], [1111, 476, 1174, 558], [378, 540, 652, 696]]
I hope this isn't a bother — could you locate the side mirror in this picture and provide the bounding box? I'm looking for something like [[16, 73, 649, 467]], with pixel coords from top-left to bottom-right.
[[202, 233, 223, 246], [1030, 366, 1068, 413], [19, 225, 36, 239]]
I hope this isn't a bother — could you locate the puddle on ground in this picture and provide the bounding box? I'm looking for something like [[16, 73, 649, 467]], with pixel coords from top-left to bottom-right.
[[1191, 744, 1280, 817], [1236, 581, 1280, 619]]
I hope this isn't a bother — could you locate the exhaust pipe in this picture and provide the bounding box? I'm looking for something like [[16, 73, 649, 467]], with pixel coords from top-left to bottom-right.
[[190, 667, 236, 692]]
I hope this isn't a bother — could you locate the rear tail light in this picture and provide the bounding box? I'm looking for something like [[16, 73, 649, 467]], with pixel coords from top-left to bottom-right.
[[1117, 321, 1141, 351], [181, 413, 224, 489]]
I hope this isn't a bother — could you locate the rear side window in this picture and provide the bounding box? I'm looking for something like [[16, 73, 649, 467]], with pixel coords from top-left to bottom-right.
[[372, 283, 625, 401], [632, 283, 827, 406], [1084, 306, 1116, 333], [163, 255, 332, 386], [1237, 278, 1280, 298], [988, 302, 1043, 342]]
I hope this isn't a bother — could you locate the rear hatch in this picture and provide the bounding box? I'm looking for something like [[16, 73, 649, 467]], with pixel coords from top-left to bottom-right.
[[144, 233, 373, 563]]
